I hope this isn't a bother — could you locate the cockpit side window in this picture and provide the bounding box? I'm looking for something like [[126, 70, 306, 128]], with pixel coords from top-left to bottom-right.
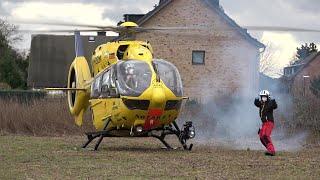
[[153, 59, 183, 97], [91, 75, 102, 98], [95, 66, 119, 98], [101, 70, 110, 97]]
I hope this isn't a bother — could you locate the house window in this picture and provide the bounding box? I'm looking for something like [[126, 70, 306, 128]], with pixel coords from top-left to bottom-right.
[[192, 51, 205, 65]]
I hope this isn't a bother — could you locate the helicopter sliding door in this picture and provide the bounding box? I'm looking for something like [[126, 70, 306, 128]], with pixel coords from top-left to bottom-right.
[[90, 66, 121, 130], [90, 66, 119, 99]]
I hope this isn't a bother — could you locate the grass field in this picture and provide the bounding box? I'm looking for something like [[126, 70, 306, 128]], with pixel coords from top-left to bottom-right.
[[1, 135, 320, 179]]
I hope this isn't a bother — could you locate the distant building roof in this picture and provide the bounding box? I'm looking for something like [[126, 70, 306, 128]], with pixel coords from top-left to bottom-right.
[[136, 0, 265, 48], [283, 64, 305, 77], [284, 52, 320, 80]]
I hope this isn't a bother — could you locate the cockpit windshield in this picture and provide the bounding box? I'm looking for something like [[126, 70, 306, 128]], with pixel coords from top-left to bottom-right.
[[116, 60, 152, 97], [153, 59, 183, 97]]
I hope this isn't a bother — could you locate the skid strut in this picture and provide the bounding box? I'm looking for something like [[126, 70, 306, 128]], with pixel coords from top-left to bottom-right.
[[81, 121, 195, 151], [165, 121, 194, 150], [82, 120, 111, 151], [148, 121, 195, 151], [151, 134, 174, 149]]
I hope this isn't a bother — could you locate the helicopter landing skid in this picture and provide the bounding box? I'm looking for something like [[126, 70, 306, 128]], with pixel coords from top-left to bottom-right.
[[81, 121, 195, 151], [150, 121, 194, 151]]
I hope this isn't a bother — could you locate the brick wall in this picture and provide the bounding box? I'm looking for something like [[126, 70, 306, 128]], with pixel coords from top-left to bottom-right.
[[292, 55, 320, 97], [136, 0, 261, 100]]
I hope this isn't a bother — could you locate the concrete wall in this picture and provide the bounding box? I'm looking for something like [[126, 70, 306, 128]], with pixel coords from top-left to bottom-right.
[[136, 0, 261, 100], [28, 35, 114, 88]]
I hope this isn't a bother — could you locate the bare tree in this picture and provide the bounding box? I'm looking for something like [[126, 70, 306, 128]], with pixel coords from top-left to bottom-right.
[[0, 19, 20, 47], [259, 43, 282, 77]]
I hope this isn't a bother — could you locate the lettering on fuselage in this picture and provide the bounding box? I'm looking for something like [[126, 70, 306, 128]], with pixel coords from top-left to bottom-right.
[[93, 55, 101, 64]]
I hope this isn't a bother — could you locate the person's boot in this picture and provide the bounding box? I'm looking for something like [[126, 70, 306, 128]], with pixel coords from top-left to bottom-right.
[[264, 151, 275, 156]]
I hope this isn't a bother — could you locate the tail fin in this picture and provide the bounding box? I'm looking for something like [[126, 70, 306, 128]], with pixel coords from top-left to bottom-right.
[[74, 31, 84, 57], [67, 57, 91, 126]]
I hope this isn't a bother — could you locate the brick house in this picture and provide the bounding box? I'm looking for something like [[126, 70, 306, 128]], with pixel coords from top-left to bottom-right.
[[285, 52, 320, 97], [135, 0, 265, 99]]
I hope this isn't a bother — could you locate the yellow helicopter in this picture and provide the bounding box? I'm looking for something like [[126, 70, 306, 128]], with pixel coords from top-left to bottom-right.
[[31, 21, 197, 150], [17, 17, 320, 151]]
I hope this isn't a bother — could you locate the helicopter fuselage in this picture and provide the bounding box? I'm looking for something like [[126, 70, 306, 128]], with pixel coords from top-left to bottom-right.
[[87, 40, 184, 136], [46, 21, 194, 150]]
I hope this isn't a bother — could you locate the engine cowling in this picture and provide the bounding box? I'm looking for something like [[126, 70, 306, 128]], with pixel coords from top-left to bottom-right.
[[67, 57, 91, 126]]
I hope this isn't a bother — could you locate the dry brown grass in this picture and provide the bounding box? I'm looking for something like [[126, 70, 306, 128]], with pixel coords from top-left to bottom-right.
[[290, 95, 320, 131], [0, 97, 93, 136], [0, 93, 319, 137]]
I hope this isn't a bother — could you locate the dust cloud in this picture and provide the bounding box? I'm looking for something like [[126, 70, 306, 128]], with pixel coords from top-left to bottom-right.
[[179, 57, 308, 152]]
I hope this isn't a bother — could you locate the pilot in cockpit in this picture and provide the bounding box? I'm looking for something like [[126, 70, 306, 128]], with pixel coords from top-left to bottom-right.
[[125, 65, 138, 88]]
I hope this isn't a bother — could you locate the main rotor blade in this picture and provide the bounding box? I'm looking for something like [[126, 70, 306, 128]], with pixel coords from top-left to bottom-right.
[[20, 26, 320, 34], [18, 26, 206, 34], [13, 19, 320, 33], [140, 26, 207, 31], [18, 28, 119, 33], [138, 25, 320, 33], [12, 19, 116, 29], [14, 19, 207, 30], [244, 26, 320, 33]]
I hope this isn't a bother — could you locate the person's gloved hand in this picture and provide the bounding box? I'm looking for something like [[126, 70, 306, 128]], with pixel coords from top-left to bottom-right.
[[258, 128, 261, 135], [254, 97, 260, 103]]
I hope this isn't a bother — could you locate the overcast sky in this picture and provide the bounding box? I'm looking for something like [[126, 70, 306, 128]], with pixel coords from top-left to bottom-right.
[[1, 0, 320, 76]]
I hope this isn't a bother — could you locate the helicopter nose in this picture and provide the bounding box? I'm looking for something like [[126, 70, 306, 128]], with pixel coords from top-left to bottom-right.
[[151, 87, 166, 107]]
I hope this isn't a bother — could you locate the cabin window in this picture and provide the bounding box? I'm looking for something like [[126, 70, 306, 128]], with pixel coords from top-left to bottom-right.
[[91, 75, 102, 98], [192, 50, 205, 65], [117, 45, 129, 60], [99, 66, 119, 98]]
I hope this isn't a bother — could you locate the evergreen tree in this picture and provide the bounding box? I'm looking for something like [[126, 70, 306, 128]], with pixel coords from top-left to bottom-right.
[[292, 43, 318, 65], [0, 19, 28, 89]]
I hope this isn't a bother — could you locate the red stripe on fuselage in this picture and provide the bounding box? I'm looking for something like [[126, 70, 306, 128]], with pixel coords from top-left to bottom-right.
[[144, 108, 163, 130]]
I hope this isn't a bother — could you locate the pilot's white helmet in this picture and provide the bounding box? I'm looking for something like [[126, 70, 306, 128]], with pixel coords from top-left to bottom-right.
[[259, 90, 270, 97]]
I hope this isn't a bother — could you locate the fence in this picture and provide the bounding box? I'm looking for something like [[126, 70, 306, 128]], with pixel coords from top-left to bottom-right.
[[0, 90, 46, 102]]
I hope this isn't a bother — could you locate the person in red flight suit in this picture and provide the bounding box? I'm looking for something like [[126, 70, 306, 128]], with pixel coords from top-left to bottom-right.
[[254, 90, 277, 156]]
